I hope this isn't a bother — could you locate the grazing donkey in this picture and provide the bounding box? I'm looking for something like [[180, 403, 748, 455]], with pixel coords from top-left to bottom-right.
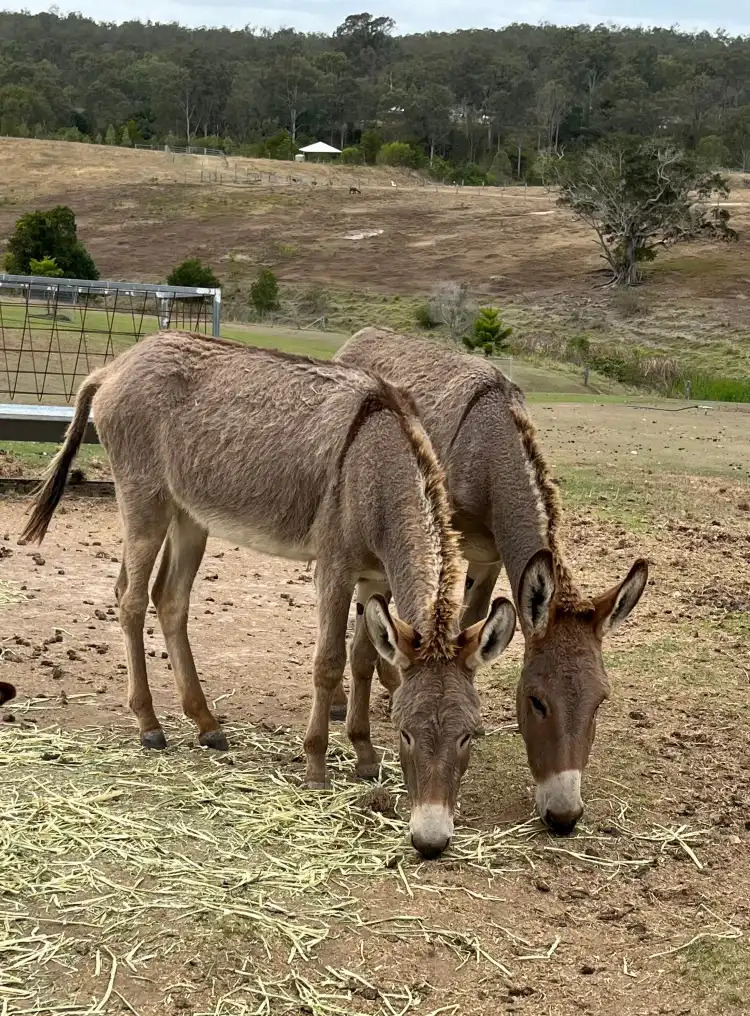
[[335, 328, 648, 835], [0, 682, 16, 705], [21, 331, 517, 859]]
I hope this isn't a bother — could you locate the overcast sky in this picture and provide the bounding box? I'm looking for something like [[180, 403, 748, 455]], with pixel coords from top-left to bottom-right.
[[4, 1, 748, 36]]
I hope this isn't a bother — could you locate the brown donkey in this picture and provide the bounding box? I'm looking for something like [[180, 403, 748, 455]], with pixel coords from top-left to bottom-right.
[[21, 331, 517, 859], [336, 329, 648, 835]]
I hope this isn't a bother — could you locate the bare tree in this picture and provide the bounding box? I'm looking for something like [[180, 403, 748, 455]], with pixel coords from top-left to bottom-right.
[[429, 282, 477, 343], [558, 139, 737, 286]]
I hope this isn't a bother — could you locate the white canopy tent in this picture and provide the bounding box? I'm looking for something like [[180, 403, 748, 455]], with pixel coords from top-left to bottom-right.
[[299, 141, 342, 156]]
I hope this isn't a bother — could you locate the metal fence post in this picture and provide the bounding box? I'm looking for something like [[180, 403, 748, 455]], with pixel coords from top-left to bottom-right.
[[211, 289, 222, 337]]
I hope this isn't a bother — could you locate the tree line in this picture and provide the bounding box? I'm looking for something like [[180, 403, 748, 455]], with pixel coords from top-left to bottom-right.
[[1, 11, 750, 177]]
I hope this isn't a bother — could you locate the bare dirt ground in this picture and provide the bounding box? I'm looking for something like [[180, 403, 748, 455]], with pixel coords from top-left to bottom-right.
[[2, 402, 750, 1014], [1, 140, 749, 305]]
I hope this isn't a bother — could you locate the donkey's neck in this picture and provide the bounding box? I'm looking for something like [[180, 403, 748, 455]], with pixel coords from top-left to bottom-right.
[[484, 401, 578, 605]]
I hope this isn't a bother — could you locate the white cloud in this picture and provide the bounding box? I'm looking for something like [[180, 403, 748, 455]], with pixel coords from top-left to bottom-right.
[[3, 0, 748, 34]]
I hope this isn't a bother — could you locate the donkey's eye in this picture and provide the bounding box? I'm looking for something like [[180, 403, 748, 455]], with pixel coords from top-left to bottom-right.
[[400, 730, 414, 749], [530, 696, 547, 717], [457, 733, 472, 751]]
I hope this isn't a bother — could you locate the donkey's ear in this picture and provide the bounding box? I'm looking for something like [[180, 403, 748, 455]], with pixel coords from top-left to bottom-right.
[[365, 595, 418, 670], [458, 597, 516, 673], [592, 558, 649, 639], [517, 549, 556, 637]]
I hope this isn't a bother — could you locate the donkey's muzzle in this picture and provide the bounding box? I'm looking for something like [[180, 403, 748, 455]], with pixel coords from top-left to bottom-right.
[[543, 810, 582, 836], [411, 832, 450, 859], [409, 803, 454, 860]]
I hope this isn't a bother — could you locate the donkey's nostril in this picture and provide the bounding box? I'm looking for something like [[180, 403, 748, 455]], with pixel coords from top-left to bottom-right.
[[544, 811, 581, 837], [411, 834, 450, 859]]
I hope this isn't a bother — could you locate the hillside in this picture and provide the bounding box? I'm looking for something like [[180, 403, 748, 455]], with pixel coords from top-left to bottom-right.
[[1, 138, 749, 391]]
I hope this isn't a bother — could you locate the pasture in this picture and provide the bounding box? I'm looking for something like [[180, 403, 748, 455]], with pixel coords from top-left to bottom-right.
[[1, 139, 750, 388], [2, 400, 749, 1015]]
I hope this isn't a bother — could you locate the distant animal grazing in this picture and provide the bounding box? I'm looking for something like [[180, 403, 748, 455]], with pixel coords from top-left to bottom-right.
[[349, 186, 361, 195], [335, 329, 648, 836], [21, 331, 517, 859], [0, 682, 16, 705]]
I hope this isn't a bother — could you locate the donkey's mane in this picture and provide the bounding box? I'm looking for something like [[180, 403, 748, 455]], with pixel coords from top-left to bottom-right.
[[449, 371, 582, 611], [340, 377, 463, 662]]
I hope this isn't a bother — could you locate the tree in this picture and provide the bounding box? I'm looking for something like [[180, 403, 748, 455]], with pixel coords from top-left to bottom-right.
[[105, 124, 118, 145], [558, 138, 737, 286], [360, 129, 383, 165], [119, 124, 133, 146], [429, 282, 477, 343], [725, 105, 750, 171], [4, 206, 99, 280], [695, 134, 731, 170], [250, 267, 280, 314], [463, 307, 513, 356], [167, 258, 220, 288]]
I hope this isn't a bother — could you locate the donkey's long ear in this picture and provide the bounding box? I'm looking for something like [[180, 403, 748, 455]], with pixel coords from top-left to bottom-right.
[[365, 595, 419, 670], [592, 559, 649, 639], [458, 597, 516, 673], [517, 549, 556, 638]]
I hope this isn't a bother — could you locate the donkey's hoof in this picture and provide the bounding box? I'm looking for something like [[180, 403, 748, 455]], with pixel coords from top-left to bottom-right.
[[355, 763, 381, 781], [330, 703, 347, 721], [473, 725, 486, 739], [199, 730, 229, 751], [306, 778, 328, 790], [141, 729, 167, 750]]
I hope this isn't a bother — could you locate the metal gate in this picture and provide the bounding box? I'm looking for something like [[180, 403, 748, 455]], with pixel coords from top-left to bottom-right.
[[0, 275, 221, 442]]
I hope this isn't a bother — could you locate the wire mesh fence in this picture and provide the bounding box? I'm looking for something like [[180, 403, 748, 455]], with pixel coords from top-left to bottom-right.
[[0, 275, 221, 405]]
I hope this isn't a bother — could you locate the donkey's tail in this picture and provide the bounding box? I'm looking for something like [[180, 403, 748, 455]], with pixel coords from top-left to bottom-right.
[[20, 370, 106, 544]]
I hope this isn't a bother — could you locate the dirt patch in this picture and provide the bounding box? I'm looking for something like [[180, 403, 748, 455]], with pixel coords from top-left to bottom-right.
[[2, 141, 749, 307]]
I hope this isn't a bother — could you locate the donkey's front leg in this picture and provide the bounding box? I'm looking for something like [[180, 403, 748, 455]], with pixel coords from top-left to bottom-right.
[[347, 581, 389, 779], [303, 567, 354, 788]]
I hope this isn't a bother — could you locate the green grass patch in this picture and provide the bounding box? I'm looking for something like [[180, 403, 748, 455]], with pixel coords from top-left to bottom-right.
[[555, 468, 651, 532], [0, 440, 107, 473], [687, 373, 750, 403], [678, 938, 749, 1008]]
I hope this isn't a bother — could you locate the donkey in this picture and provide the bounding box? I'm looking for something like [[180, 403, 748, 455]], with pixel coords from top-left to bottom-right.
[[335, 328, 648, 835], [21, 331, 517, 859], [0, 682, 15, 705]]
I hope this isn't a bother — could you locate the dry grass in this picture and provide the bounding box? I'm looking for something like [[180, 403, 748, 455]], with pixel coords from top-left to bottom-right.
[[0, 138, 425, 207]]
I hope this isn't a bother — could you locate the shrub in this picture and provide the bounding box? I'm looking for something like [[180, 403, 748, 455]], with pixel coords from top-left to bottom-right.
[[428, 282, 476, 344], [463, 307, 513, 356], [166, 258, 220, 288], [415, 302, 439, 329], [299, 284, 329, 315], [4, 206, 99, 280], [250, 267, 280, 314], [29, 256, 63, 277], [377, 142, 420, 168], [566, 335, 591, 364], [341, 145, 363, 165]]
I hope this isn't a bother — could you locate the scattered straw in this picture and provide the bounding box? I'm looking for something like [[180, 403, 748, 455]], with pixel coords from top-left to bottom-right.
[[0, 721, 712, 1012], [0, 580, 24, 607]]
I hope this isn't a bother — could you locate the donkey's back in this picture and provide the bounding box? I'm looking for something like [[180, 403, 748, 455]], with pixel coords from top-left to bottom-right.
[[91, 331, 382, 558]]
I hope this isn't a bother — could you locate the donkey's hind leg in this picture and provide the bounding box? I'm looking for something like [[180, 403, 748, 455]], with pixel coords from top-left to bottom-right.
[[117, 491, 171, 749], [151, 511, 226, 750], [461, 561, 502, 628]]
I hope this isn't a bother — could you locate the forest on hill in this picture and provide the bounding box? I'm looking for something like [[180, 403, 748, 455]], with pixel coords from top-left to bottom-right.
[[0, 11, 749, 178]]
